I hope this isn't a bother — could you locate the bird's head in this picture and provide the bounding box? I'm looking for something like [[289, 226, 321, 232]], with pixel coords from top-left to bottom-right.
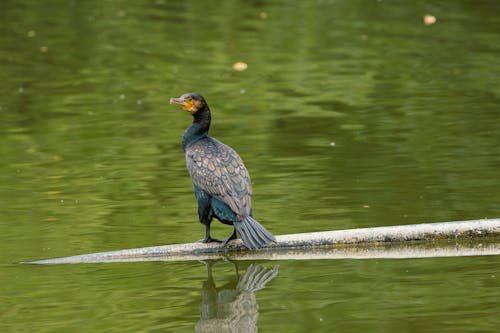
[[169, 93, 207, 114]]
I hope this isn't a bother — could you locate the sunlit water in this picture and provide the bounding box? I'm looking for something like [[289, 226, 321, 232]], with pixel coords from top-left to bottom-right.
[[1, 0, 499, 332]]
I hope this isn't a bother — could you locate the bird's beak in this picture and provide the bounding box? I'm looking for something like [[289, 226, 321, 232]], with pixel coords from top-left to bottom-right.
[[169, 97, 186, 106], [170, 96, 197, 113]]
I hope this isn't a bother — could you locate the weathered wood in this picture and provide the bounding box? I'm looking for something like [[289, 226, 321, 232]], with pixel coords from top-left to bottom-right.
[[26, 218, 500, 264]]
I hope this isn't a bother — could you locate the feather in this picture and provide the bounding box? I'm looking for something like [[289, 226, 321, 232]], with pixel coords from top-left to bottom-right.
[[186, 138, 252, 217]]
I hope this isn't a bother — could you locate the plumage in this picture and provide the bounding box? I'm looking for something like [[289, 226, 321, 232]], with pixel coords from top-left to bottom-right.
[[186, 138, 252, 218], [170, 92, 275, 249]]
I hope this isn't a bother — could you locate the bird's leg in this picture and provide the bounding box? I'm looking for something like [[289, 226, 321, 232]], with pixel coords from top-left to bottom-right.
[[195, 193, 221, 243], [222, 228, 238, 246], [198, 223, 222, 243]]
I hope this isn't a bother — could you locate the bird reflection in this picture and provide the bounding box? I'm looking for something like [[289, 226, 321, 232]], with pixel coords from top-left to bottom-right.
[[195, 261, 279, 333]]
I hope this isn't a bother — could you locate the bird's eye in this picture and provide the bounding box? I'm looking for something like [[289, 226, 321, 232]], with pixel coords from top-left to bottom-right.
[[186, 97, 193, 102]]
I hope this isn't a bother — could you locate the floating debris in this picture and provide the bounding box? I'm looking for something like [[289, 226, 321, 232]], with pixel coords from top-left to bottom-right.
[[329, 142, 336, 147], [423, 14, 436, 25], [232, 62, 248, 71], [26, 219, 500, 264], [40, 46, 48, 53], [259, 12, 268, 20], [27, 30, 36, 37]]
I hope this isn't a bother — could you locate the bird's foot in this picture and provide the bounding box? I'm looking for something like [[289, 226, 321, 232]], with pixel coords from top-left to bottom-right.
[[222, 235, 240, 249], [221, 237, 236, 245], [221, 229, 238, 246], [197, 237, 222, 244], [222, 239, 237, 248]]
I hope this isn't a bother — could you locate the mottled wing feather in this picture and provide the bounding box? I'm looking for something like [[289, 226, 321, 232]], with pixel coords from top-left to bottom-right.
[[186, 138, 252, 217]]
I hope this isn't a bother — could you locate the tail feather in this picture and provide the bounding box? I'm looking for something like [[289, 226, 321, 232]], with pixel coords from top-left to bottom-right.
[[234, 216, 276, 250], [236, 264, 280, 292]]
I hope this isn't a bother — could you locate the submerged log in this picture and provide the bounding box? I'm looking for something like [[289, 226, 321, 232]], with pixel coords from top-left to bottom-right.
[[27, 218, 500, 264]]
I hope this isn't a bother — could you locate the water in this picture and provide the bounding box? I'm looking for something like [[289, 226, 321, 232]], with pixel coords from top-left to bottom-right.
[[1, 0, 499, 332], [2, 258, 499, 332]]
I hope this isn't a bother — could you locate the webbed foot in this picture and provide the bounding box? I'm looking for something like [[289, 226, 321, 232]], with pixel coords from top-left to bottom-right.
[[198, 237, 223, 243], [222, 229, 238, 247]]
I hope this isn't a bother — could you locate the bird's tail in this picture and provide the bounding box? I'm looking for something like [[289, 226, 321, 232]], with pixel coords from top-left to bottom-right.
[[234, 216, 276, 250], [237, 264, 280, 292]]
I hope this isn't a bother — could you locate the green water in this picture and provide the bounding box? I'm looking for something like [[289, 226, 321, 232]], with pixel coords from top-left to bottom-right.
[[1, 0, 499, 332]]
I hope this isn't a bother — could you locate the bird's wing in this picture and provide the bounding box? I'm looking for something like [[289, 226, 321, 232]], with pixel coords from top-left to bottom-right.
[[186, 138, 252, 217]]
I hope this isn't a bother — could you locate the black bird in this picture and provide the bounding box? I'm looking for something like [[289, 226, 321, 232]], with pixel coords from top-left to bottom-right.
[[170, 93, 275, 249], [196, 261, 279, 332]]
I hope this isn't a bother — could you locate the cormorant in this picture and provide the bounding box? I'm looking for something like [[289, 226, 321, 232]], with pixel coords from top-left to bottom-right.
[[170, 93, 275, 249], [196, 261, 279, 332]]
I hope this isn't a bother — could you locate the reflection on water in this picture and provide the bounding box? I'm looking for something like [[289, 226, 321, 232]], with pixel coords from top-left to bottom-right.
[[0, 0, 499, 332], [196, 262, 279, 333]]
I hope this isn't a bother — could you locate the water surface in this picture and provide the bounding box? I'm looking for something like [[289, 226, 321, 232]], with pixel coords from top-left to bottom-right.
[[1, 0, 499, 332]]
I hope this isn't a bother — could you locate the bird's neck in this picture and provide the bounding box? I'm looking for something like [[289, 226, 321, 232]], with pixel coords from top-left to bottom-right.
[[182, 107, 211, 151]]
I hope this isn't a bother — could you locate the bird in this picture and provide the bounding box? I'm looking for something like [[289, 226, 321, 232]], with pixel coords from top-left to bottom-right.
[[195, 261, 279, 332], [170, 93, 276, 249]]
